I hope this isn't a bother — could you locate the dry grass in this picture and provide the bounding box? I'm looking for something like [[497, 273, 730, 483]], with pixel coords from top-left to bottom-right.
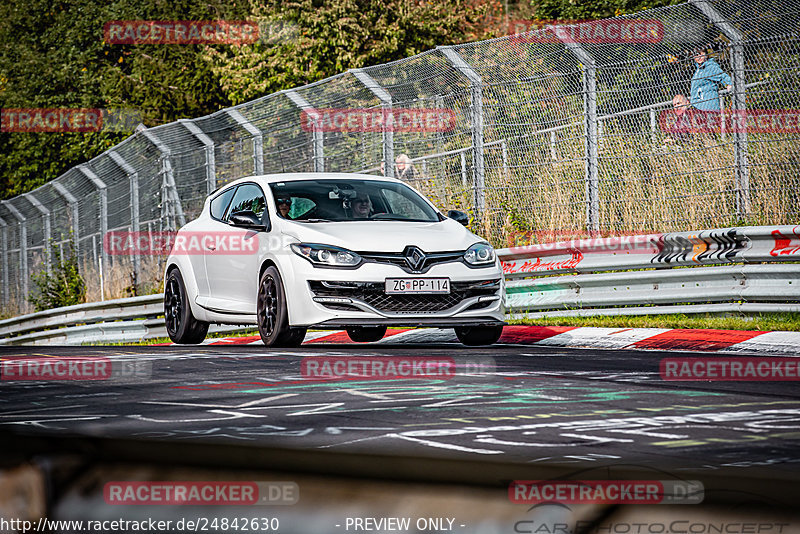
[[509, 312, 800, 332], [457, 131, 800, 247], [81, 255, 164, 302]]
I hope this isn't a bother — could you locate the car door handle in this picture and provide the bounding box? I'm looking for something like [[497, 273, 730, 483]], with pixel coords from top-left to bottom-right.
[[206, 243, 216, 251]]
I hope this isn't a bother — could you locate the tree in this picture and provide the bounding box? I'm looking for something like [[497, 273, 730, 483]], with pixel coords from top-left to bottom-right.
[[531, 0, 683, 21], [203, 0, 494, 105], [28, 240, 86, 311]]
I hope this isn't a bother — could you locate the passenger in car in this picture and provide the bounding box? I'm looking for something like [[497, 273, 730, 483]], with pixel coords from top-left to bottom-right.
[[276, 196, 292, 219]]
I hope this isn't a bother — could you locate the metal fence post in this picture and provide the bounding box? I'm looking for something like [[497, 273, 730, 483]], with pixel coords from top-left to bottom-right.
[[3, 202, 27, 305], [180, 119, 217, 194], [52, 182, 80, 250], [285, 90, 324, 172], [440, 46, 485, 224], [649, 109, 658, 145], [0, 216, 7, 308], [79, 165, 108, 300], [109, 151, 140, 290], [691, 0, 750, 216], [24, 192, 51, 274], [141, 129, 186, 229], [226, 109, 264, 175], [557, 36, 600, 233], [352, 68, 394, 178]]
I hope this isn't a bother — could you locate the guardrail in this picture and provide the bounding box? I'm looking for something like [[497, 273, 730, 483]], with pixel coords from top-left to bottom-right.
[[0, 225, 797, 344], [498, 224, 800, 318], [0, 294, 250, 345]]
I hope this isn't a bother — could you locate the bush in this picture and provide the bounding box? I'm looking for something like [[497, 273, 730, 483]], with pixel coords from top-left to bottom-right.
[[28, 241, 86, 311]]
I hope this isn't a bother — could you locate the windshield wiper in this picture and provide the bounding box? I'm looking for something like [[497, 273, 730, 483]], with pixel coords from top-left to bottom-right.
[[372, 217, 433, 222], [298, 218, 332, 223]]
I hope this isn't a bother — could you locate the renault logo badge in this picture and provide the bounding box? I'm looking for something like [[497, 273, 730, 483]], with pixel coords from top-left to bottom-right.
[[403, 246, 426, 271]]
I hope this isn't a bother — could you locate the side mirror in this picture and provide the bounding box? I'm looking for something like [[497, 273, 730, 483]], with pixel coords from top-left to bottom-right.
[[229, 210, 267, 231], [447, 210, 469, 227]]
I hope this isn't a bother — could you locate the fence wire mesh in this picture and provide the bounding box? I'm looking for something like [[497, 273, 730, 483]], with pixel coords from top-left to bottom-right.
[[1, 0, 799, 314]]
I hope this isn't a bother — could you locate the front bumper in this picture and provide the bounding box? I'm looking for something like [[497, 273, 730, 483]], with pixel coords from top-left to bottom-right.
[[279, 255, 505, 328], [309, 279, 502, 317]]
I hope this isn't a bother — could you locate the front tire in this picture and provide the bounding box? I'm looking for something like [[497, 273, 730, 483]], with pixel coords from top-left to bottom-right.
[[346, 326, 387, 343], [257, 266, 306, 347], [454, 325, 503, 346], [164, 269, 209, 344]]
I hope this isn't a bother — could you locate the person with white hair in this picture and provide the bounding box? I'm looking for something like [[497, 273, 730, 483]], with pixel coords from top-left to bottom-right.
[[395, 153, 417, 181]]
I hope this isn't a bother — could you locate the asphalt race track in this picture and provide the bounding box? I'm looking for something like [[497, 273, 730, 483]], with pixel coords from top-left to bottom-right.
[[2, 340, 799, 477]]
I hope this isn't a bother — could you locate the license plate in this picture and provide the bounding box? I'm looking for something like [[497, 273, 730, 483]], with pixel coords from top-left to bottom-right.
[[385, 278, 450, 294]]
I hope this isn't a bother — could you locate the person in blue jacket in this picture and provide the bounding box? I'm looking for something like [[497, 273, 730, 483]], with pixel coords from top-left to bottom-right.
[[690, 47, 732, 111]]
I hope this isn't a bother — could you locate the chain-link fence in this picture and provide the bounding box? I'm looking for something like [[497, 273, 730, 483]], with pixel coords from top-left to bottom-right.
[[1, 0, 798, 315]]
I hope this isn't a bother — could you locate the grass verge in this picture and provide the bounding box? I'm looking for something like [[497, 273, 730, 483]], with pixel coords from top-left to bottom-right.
[[508, 313, 800, 332], [91, 328, 260, 346]]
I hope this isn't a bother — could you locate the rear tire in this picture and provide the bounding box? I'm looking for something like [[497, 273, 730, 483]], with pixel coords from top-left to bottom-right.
[[454, 325, 503, 346], [346, 326, 387, 343], [257, 266, 307, 347], [164, 269, 209, 344]]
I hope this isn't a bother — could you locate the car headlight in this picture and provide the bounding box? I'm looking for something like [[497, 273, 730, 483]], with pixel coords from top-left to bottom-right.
[[291, 243, 362, 268], [464, 242, 496, 266]]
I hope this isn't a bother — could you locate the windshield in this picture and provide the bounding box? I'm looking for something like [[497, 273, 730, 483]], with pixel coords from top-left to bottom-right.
[[269, 178, 442, 222]]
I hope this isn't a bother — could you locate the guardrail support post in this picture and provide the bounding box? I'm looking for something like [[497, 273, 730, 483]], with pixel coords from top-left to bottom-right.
[[226, 109, 264, 175], [24, 193, 51, 274], [179, 119, 217, 195], [0, 217, 7, 308], [285, 90, 324, 172], [691, 0, 750, 217], [79, 165, 109, 301], [440, 46, 486, 225], [352, 69, 394, 178], [556, 36, 600, 233], [3, 202, 27, 305], [140, 129, 186, 230], [109, 152, 140, 291]]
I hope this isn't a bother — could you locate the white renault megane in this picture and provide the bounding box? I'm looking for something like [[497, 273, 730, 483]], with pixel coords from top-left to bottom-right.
[[163, 173, 505, 347]]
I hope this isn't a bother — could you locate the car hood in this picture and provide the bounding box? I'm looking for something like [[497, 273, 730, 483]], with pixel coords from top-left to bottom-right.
[[279, 219, 482, 252]]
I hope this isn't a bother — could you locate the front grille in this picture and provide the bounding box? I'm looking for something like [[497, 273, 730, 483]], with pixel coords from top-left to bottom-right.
[[363, 292, 462, 313], [310, 279, 500, 314], [359, 250, 464, 274]]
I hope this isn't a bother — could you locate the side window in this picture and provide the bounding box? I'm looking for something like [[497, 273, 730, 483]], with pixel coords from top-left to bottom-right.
[[225, 183, 266, 221], [209, 187, 236, 221], [382, 188, 426, 219], [289, 197, 315, 219]]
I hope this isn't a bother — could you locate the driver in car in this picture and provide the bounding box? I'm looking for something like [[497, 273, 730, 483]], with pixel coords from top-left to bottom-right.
[[351, 192, 372, 219]]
